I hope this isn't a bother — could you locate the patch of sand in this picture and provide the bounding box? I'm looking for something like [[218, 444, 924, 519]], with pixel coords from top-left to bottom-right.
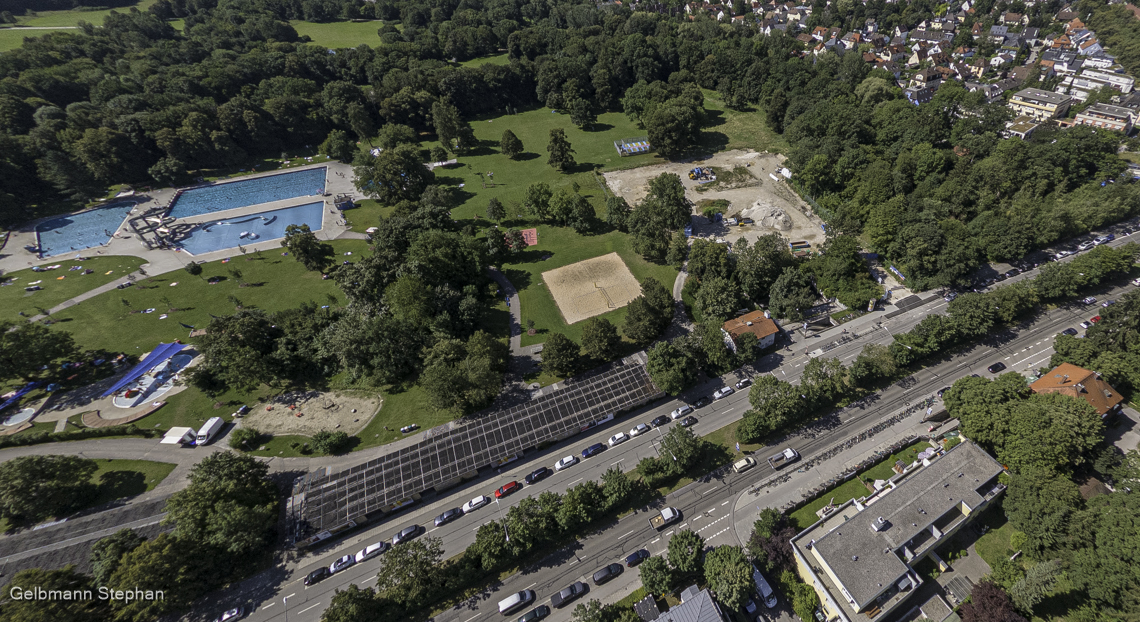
[[542, 252, 641, 324], [242, 390, 379, 436]]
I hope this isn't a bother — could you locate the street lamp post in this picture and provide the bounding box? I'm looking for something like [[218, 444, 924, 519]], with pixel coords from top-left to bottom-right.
[[283, 594, 293, 622], [494, 498, 510, 542]]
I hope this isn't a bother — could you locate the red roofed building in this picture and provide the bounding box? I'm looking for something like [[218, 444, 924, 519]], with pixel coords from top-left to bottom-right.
[[721, 311, 781, 352], [1029, 363, 1124, 420]]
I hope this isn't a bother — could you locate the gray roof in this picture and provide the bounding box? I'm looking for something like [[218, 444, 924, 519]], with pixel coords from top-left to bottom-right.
[[635, 595, 662, 622], [808, 442, 1003, 610], [657, 588, 726, 622], [1013, 87, 1071, 105]]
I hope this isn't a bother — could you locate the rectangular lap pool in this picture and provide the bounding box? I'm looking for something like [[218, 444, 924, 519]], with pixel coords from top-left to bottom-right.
[[176, 202, 326, 256], [168, 167, 327, 219], [36, 202, 137, 257]]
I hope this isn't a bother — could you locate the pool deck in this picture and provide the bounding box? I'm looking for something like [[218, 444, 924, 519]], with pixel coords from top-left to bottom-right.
[[0, 162, 360, 279]]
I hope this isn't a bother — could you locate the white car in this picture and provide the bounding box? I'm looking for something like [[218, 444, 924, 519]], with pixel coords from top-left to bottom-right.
[[609, 432, 629, 447], [1132, 277, 1140, 286], [630, 423, 650, 437], [461, 495, 491, 514], [355, 542, 389, 563], [1055, 250, 1072, 259], [713, 387, 735, 400], [1081, 296, 1098, 305], [329, 554, 355, 574], [1078, 241, 1095, 251], [670, 405, 694, 420], [555, 456, 578, 471]]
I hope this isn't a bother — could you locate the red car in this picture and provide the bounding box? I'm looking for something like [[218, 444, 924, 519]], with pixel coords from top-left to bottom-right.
[[495, 481, 521, 498], [1091, 316, 1102, 324]]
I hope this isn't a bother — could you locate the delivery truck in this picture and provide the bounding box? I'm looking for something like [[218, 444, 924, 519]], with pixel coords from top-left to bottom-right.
[[195, 416, 224, 446], [649, 507, 681, 530], [767, 448, 799, 470]]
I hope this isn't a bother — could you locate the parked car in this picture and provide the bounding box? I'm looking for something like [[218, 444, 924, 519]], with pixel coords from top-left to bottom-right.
[[1004, 269, 1019, 278], [1061, 327, 1079, 336], [355, 542, 389, 563], [555, 456, 578, 471], [608, 432, 629, 447], [1102, 300, 1116, 307], [670, 404, 694, 420], [462, 495, 490, 513], [212, 607, 246, 622], [582, 443, 606, 458], [650, 415, 670, 427], [1055, 250, 1072, 259], [694, 396, 712, 408], [1091, 315, 1103, 323], [329, 554, 356, 574], [625, 549, 650, 567], [987, 362, 1006, 374], [550, 582, 588, 608], [1132, 277, 1140, 286], [496, 481, 522, 498], [1082, 297, 1098, 305], [525, 467, 553, 485], [944, 292, 957, 302], [434, 507, 463, 527], [680, 416, 698, 427], [392, 524, 423, 545], [1080, 320, 1093, 329], [713, 387, 735, 400], [304, 567, 331, 586], [937, 386, 951, 398], [735, 378, 752, 389], [1078, 241, 1096, 251], [1095, 234, 1115, 245], [517, 605, 551, 622], [592, 563, 623, 585], [739, 217, 754, 224], [630, 423, 650, 437]]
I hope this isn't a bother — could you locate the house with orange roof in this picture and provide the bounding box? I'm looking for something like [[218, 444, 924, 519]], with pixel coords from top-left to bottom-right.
[[1029, 363, 1124, 420]]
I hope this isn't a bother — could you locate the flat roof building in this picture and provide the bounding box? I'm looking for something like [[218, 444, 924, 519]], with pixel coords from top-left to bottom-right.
[[791, 441, 1005, 622], [1008, 87, 1072, 120], [1074, 103, 1134, 132]]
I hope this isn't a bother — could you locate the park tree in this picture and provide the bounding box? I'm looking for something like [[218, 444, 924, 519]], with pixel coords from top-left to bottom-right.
[[1067, 490, 1140, 609], [432, 101, 475, 152], [0, 566, 112, 622], [312, 430, 352, 455], [960, 581, 1026, 622], [505, 229, 528, 254], [998, 393, 1103, 475], [0, 455, 98, 522], [184, 262, 203, 277], [695, 276, 741, 322], [687, 238, 732, 281], [191, 310, 283, 392], [376, 123, 417, 150], [747, 508, 797, 574], [849, 342, 898, 387], [429, 145, 448, 163], [500, 129, 523, 159], [581, 317, 621, 362], [228, 426, 263, 452], [801, 356, 849, 407], [321, 584, 385, 622], [768, 267, 816, 321], [667, 529, 705, 576], [542, 332, 580, 376], [1008, 559, 1062, 615], [660, 425, 704, 472], [639, 555, 673, 595], [1005, 469, 1083, 557], [568, 97, 596, 129], [666, 231, 689, 269], [624, 278, 674, 344], [469, 521, 510, 571], [319, 129, 356, 162], [354, 143, 436, 204], [647, 341, 697, 395], [281, 223, 334, 271], [487, 197, 505, 222], [703, 545, 753, 611], [791, 583, 822, 622], [524, 182, 553, 220], [107, 532, 218, 621], [547, 128, 576, 172], [375, 536, 445, 610], [91, 528, 145, 586], [734, 235, 794, 303], [600, 466, 634, 511], [605, 196, 631, 232], [0, 321, 78, 383], [736, 375, 807, 443], [645, 98, 701, 158], [647, 173, 691, 229], [420, 332, 508, 412]]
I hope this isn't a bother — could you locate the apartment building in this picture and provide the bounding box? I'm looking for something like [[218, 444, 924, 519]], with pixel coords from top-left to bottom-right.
[[1008, 87, 1072, 119]]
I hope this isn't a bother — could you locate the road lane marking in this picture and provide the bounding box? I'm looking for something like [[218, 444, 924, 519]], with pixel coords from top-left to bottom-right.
[[721, 500, 731, 506], [464, 614, 483, 622], [297, 603, 321, 614], [429, 527, 439, 533], [619, 530, 636, 539], [363, 576, 377, 584], [679, 523, 688, 529], [704, 487, 718, 495], [610, 459, 624, 466], [651, 538, 660, 544], [568, 478, 583, 485], [261, 602, 275, 609], [526, 582, 537, 589], [286, 593, 295, 599], [569, 559, 579, 566]]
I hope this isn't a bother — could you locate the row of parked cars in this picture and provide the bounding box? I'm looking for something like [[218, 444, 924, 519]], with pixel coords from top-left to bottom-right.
[[497, 548, 656, 620]]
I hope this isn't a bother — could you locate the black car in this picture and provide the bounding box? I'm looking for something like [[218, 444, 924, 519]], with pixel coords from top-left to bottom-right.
[[582, 443, 606, 458], [550, 582, 587, 608], [735, 378, 752, 390], [434, 508, 462, 527], [517, 605, 551, 622], [592, 563, 623, 585], [525, 466, 553, 485], [694, 396, 711, 408], [304, 567, 331, 586], [624, 549, 650, 567], [1005, 269, 1019, 278], [650, 415, 670, 427], [987, 362, 1007, 374], [1061, 327, 1079, 336], [937, 386, 952, 398], [680, 416, 698, 427]]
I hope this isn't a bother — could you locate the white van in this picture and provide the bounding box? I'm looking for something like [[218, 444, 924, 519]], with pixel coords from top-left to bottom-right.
[[196, 417, 224, 445], [498, 590, 535, 615], [733, 457, 756, 473]]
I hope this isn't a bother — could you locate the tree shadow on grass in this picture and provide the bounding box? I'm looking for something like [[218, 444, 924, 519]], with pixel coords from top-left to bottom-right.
[[502, 267, 534, 291], [513, 152, 541, 162], [96, 470, 148, 503], [585, 123, 615, 132]]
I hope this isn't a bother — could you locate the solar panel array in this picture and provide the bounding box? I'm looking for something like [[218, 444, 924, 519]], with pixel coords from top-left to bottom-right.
[[294, 356, 661, 533]]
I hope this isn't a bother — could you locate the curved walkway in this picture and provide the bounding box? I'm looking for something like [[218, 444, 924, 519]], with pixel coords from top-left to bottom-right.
[[487, 266, 523, 356]]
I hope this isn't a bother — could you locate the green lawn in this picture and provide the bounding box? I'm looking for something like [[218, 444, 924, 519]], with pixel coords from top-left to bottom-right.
[[343, 199, 394, 234], [1, 256, 146, 320], [89, 458, 177, 505], [699, 92, 790, 155], [290, 20, 382, 48], [459, 53, 511, 68], [46, 239, 370, 353], [10, 0, 158, 27]]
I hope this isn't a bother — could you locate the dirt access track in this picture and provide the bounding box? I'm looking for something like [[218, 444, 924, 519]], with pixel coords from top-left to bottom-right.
[[602, 149, 827, 251]]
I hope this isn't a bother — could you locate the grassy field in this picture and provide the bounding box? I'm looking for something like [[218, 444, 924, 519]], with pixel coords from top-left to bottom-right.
[[343, 199, 394, 234], [46, 239, 370, 352], [1, 256, 146, 320], [290, 20, 382, 48], [699, 93, 790, 155], [459, 53, 510, 68]]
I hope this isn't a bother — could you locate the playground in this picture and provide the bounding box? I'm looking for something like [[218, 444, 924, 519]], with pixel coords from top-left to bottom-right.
[[542, 252, 641, 324], [241, 390, 380, 437]]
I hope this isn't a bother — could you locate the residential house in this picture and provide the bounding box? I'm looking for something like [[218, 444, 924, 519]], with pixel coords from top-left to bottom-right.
[[1021, 27, 1041, 45], [1115, 92, 1140, 124], [906, 48, 929, 67], [1005, 115, 1040, 139], [721, 311, 781, 353], [1008, 87, 1072, 119], [1082, 54, 1116, 70], [965, 81, 1003, 102], [876, 60, 902, 80], [990, 52, 1015, 68], [864, 17, 877, 34], [1059, 68, 1136, 101], [1078, 38, 1103, 56], [929, 51, 952, 66], [1030, 363, 1125, 420], [1039, 49, 1081, 74], [894, 25, 909, 41], [1056, 7, 1079, 21], [654, 587, 728, 622], [1002, 12, 1028, 26], [952, 62, 974, 80], [1074, 103, 1134, 132], [905, 83, 939, 105], [1008, 65, 1032, 85], [796, 33, 814, 45], [989, 25, 1009, 44], [791, 441, 1005, 622], [910, 67, 940, 88], [1051, 33, 1072, 49], [840, 31, 862, 50], [970, 56, 987, 78], [811, 25, 829, 40]]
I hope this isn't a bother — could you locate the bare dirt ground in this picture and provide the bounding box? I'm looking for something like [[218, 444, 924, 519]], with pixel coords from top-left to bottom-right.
[[242, 390, 380, 436], [542, 252, 641, 324], [603, 149, 827, 250]]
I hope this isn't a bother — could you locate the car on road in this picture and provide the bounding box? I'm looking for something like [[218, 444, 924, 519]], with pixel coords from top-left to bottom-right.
[[937, 386, 951, 398], [987, 362, 1006, 374], [555, 456, 578, 471], [735, 378, 752, 389], [550, 581, 588, 608], [1082, 296, 1098, 305], [995, 273, 1007, 282], [1091, 315, 1102, 323], [713, 387, 735, 400], [355, 542, 389, 563], [1080, 320, 1093, 329], [434, 507, 463, 527], [625, 549, 650, 567], [1061, 328, 1079, 336], [462, 495, 491, 513], [592, 563, 623, 585], [1095, 234, 1115, 245], [582, 443, 606, 458], [392, 524, 423, 545], [694, 396, 712, 408], [1055, 250, 1072, 259], [670, 404, 694, 420], [1079, 241, 1096, 251], [1132, 277, 1140, 286], [1005, 269, 1019, 278], [525, 466, 553, 485], [680, 416, 698, 427], [744, 597, 759, 615], [517, 605, 550, 622], [630, 423, 650, 437], [1102, 300, 1116, 307], [650, 415, 670, 427], [733, 457, 757, 473], [329, 554, 356, 574], [609, 432, 629, 447], [496, 481, 522, 498], [944, 292, 957, 302], [212, 607, 246, 622], [304, 567, 330, 586]]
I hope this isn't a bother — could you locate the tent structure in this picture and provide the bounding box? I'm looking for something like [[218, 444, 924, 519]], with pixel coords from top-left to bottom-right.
[[101, 342, 187, 398]]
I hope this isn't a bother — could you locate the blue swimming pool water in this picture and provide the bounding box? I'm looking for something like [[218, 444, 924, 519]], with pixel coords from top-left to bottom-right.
[[36, 202, 137, 257], [176, 202, 325, 256], [168, 168, 327, 219]]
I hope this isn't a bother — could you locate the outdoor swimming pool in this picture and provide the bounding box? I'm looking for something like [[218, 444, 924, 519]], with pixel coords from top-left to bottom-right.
[[168, 167, 327, 219], [176, 202, 325, 256], [36, 202, 137, 257]]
